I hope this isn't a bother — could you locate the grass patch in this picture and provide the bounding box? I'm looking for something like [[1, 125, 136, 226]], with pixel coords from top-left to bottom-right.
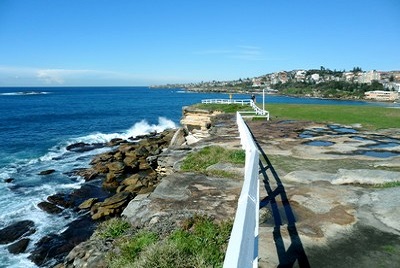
[[107, 230, 159, 268], [373, 181, 400, 188], [180, 146, 245, 174], [107, 215, 233, 268], [382, 245, 397, 254], [94, 218, 131, 239], [263, 103, 400, 130], [193, 103, 253, 113]]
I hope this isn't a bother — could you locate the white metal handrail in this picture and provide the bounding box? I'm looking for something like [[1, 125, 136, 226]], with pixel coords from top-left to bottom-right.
[[223, 112, 260, 268], [201, 99, 251, 105], [201, 99, 269, 120]]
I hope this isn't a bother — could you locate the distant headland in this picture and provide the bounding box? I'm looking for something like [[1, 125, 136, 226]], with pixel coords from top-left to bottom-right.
[[152, 67, 400, 101]]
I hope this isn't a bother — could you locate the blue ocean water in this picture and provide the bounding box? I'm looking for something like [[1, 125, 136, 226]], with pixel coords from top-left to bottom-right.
[[0, 87, 397, 267]]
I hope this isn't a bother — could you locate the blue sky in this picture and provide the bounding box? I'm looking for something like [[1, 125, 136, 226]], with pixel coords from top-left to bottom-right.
[[0, 0, 399, 86]]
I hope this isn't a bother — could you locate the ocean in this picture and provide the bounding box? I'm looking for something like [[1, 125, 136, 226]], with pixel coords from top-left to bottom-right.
[[0, 86, 396, 267]]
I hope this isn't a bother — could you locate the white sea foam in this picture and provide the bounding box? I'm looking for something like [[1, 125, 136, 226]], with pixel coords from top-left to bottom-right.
[[0, 91, 50, 96], [71, 117, 177, 144]]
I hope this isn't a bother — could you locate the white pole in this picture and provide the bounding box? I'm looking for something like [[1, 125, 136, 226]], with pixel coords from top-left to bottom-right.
[[263, 88, 265, 113]]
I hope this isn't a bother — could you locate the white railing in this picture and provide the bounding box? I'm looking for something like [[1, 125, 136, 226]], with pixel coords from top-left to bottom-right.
[[223, 112, 260, 268], [201, 99, 251, 105], [201, 99, 269, 120]]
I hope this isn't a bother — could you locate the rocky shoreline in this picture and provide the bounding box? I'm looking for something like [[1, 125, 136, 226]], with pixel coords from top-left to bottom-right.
[[0, 106, 240, 267], [1, 105, 400, 267]]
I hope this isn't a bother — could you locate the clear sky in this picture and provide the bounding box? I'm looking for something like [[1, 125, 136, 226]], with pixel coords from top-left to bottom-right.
[[0, 0, 399, 86]]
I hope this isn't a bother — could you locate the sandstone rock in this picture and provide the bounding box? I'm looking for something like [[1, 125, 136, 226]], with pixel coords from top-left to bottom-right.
[[90, 152, 114, 165], [8, 238, 30, 254], [102, 192, 132, 208], [74, 168, 99, 181], [138, 159, 151, 170], [169, 127, 186, 148], [137, 185, 156, 194], [118, 143, 138, 154], [123, 156, 139, 168], [123, 181, 144, 193], [135, 145, 149, 157], [106, 161, 125, 174], [113, 151, 124, 161], [91, 192, 133, 220], [38, 201, 63, 214], [92, 163, 108, 174], [0, 220, 35, 244], [122, 174, 140, 186], [64, 239, 111, 268], [78, 198, 99, 210]]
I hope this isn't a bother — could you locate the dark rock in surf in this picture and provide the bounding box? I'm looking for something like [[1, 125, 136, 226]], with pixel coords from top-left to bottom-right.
[[0, 220, 35, 244], [8, 238, 30, 254], [39, 169, 56, 175], [4, 178, 14, 183], [66, 142, 104, 153], [107, 138, 125, 147], [48, 193, 74, 208], [29, 214, 97, 267], [38, 201, 63, 214]]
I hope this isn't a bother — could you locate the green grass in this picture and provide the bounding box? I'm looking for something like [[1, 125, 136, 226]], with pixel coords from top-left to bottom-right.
[[193, 103, 253, 113], [106, 215, 233, 268], [94, 218, 131, 239], [191, 102, 400, 130], [373, 181, 400, 188], [107, 230, 159, 268], [264, 103, 400, 130], [180, 146, 245, 174]]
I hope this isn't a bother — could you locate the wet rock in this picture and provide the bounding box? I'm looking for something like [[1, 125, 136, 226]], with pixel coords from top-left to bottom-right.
[[107, 138, 125, 147], [38, 201, 63, 214], [4, 178, 14, 183], [70, 180, 111, 207], [66, 142, 104, 153], [74, 168, 99, 181], [39, 169, 56, 175], [0, 220, 35, 244], [8, 238, 30, 254], [29, 215, 96, 267], [48, 193, 74, 208]]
